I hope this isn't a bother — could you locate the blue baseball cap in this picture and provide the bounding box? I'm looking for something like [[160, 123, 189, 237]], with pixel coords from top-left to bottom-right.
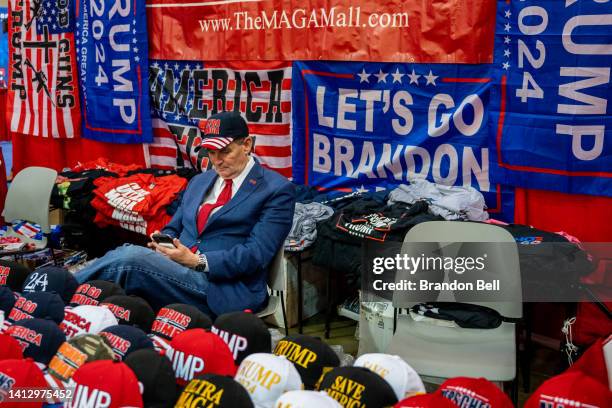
[[99, 325, 154, 360], [7, 292, 66, 325], [22, 266, 78, 304], [8, 318, 66, 365]]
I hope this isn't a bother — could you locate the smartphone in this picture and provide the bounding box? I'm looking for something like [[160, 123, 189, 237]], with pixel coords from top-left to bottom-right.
[[151, 233, 176, 249]]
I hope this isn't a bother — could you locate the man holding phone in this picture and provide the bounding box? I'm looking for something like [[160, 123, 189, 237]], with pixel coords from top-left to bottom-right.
[[75, 112, 296, 317]]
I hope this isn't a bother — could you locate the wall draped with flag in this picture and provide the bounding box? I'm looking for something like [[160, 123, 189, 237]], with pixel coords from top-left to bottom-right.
[[4, 0, 611, 239]]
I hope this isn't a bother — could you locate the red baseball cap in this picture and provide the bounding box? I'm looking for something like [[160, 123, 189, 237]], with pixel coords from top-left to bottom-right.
[[0, 333, 24, 361], [437, 377, 513, 408], [395, 393, 457, 408], [69, 360, 144, 408], [524, 371, 611, 408], [167, 328, 236, 386], [567, 335, 611, 388], [0, 358, 48, 408]]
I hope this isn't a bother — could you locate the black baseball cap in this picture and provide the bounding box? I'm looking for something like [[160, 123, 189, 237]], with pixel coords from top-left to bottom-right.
[[22, 266, 79, 303], [317, 366, 398, 407], [99, 325, 154, 360], [212, 311, 270, 365], [124, 348, 179, 408], [273, 334, 340, 390], [7, 318, 66, 365], [101, 295, 155, 332], [69, 280, 126, 307], [0, 260, 32, 291], [176, 374, 254, 408], [200, 111, 249, 150], [151, 303, 212, 341]]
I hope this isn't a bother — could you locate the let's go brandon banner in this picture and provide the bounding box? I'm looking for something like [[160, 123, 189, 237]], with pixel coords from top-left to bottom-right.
[[147, 0, 496, 63]]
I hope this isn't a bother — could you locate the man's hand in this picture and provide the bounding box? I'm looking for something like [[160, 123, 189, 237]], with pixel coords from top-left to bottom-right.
[[147, 232, 200, 268]]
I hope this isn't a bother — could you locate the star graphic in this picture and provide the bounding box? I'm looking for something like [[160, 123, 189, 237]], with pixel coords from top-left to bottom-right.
[[175, 114, 181, 120], [52, 23, 56, 29], [164, 62, 169, 69], [152, 62, 159, 69], [174, 63, 179, 70], [504, 23, 511, 32], [133, 38, 137, 44], [47, 16, 52, 22], [504, 49, 511, 57], [135, 56, 140, 62], [502, 62, 510, 70], [76, 22, 79, 27], [134, 47, 139, 53], [132, 28, 136, 34], [357, 68, 370, 83], [195, 63, 202, 70], [355, 185, 369, 194], [504, 10, 511, 18], [424, 70, 438, 86], [391, 68, 403, 84], [408, 69, 420, 85], [133, 19, 136, 25], [185, 64, 191, 71], [375, 69, 388, 83], [51, 9, 55, 15], [504, 36, 511, 44], [174, 77, 179, 85]]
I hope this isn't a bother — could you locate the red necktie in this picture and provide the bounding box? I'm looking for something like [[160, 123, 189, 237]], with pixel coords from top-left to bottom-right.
[[197, 179, 233, 235]]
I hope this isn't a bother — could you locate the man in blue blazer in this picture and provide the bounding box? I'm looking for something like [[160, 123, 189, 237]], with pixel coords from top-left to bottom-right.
[[75, 112, 296, 317]]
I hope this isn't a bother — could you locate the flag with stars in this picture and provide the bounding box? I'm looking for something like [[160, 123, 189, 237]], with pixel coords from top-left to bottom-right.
[[489, 0, 612, 197], [292, 60, 514, 219], [6, 0, 81, 138], [75, 0, 151, 143], [146, 60, 292, 178]]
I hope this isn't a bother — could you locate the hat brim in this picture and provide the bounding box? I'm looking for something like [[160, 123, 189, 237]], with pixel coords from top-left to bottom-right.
[[201, 137, 234, 151]]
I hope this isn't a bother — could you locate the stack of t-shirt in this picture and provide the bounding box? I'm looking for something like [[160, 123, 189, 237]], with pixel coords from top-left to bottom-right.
[[91, 173, 188, 236]]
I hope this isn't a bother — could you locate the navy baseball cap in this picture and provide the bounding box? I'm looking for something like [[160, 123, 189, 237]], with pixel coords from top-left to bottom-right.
[[22, 266, 79, 304], [0, 260, 32, 291], [200, 111, 249, 150], [0, 286, 17, 315], [70, 280, 126, 307], [7, 292, 65, 325], [99, 325, 154, 361], [7, 318, 66, 365]]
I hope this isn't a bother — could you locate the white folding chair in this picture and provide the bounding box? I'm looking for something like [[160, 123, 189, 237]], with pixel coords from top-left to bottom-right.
[[385, 221, 522, 401], [2, 166, 58, 252], [257, 248, 289, 335]]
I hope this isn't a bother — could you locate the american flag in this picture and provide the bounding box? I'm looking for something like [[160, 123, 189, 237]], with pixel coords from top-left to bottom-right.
[[7, 0, 80, 138], [146, 61, 292, 178]]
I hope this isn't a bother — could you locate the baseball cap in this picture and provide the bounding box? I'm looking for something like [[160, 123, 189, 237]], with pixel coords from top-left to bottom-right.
[[212, 311, 271, 365], [235, 353, 303, 408], [524, 371, 612, 408], [151, 303, 212, 341], [274, 390, 342, 408], [0, 358, 49, 408], [354, 353, 425, 400], [124, 348, 178, 408], [317, 366, 398, 408], [0, 260, 32, 291], [567, 335, 610, 388], [0, 286, 17, 315], [167, 328, 236, 386], [101, 295, 155, 332], [48, 333, 116, 383], [7, 318, 66, 365], [22, 266, 78, 303], [60, 304, 119, 339], [69, 280, 126, 307], [176, 374, 254, 408], [67, 360, 144, 408], [273, 334, 340, 390], [199, 111, 249, 150], [0, 333, 24, 360], [7, 292, 65, 325], [99, 325, 154, 361], [394, 393, 457, 408], [437, 377, 513, 408]]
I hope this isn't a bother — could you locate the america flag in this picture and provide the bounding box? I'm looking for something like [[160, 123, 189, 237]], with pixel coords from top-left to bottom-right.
[[146, 61, 292, 178], [7, 0, 80, 138]]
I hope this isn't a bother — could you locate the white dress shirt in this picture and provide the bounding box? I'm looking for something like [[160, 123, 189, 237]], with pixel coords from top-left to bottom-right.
[[201, 156, 255, 217]]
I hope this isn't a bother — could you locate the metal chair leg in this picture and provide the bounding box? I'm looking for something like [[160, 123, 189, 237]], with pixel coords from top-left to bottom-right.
[[279, 290, 289, 336]]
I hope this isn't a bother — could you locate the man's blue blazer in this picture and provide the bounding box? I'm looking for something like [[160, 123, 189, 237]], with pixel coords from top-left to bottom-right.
[[162, 161, 296, 316]]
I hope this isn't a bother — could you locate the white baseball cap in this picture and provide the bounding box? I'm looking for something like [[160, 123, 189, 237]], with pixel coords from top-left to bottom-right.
[[274, 390, 341, 408], [60, 305, 119, 340], [235, 353, 303, 408], [354, 353, 425, 400]]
